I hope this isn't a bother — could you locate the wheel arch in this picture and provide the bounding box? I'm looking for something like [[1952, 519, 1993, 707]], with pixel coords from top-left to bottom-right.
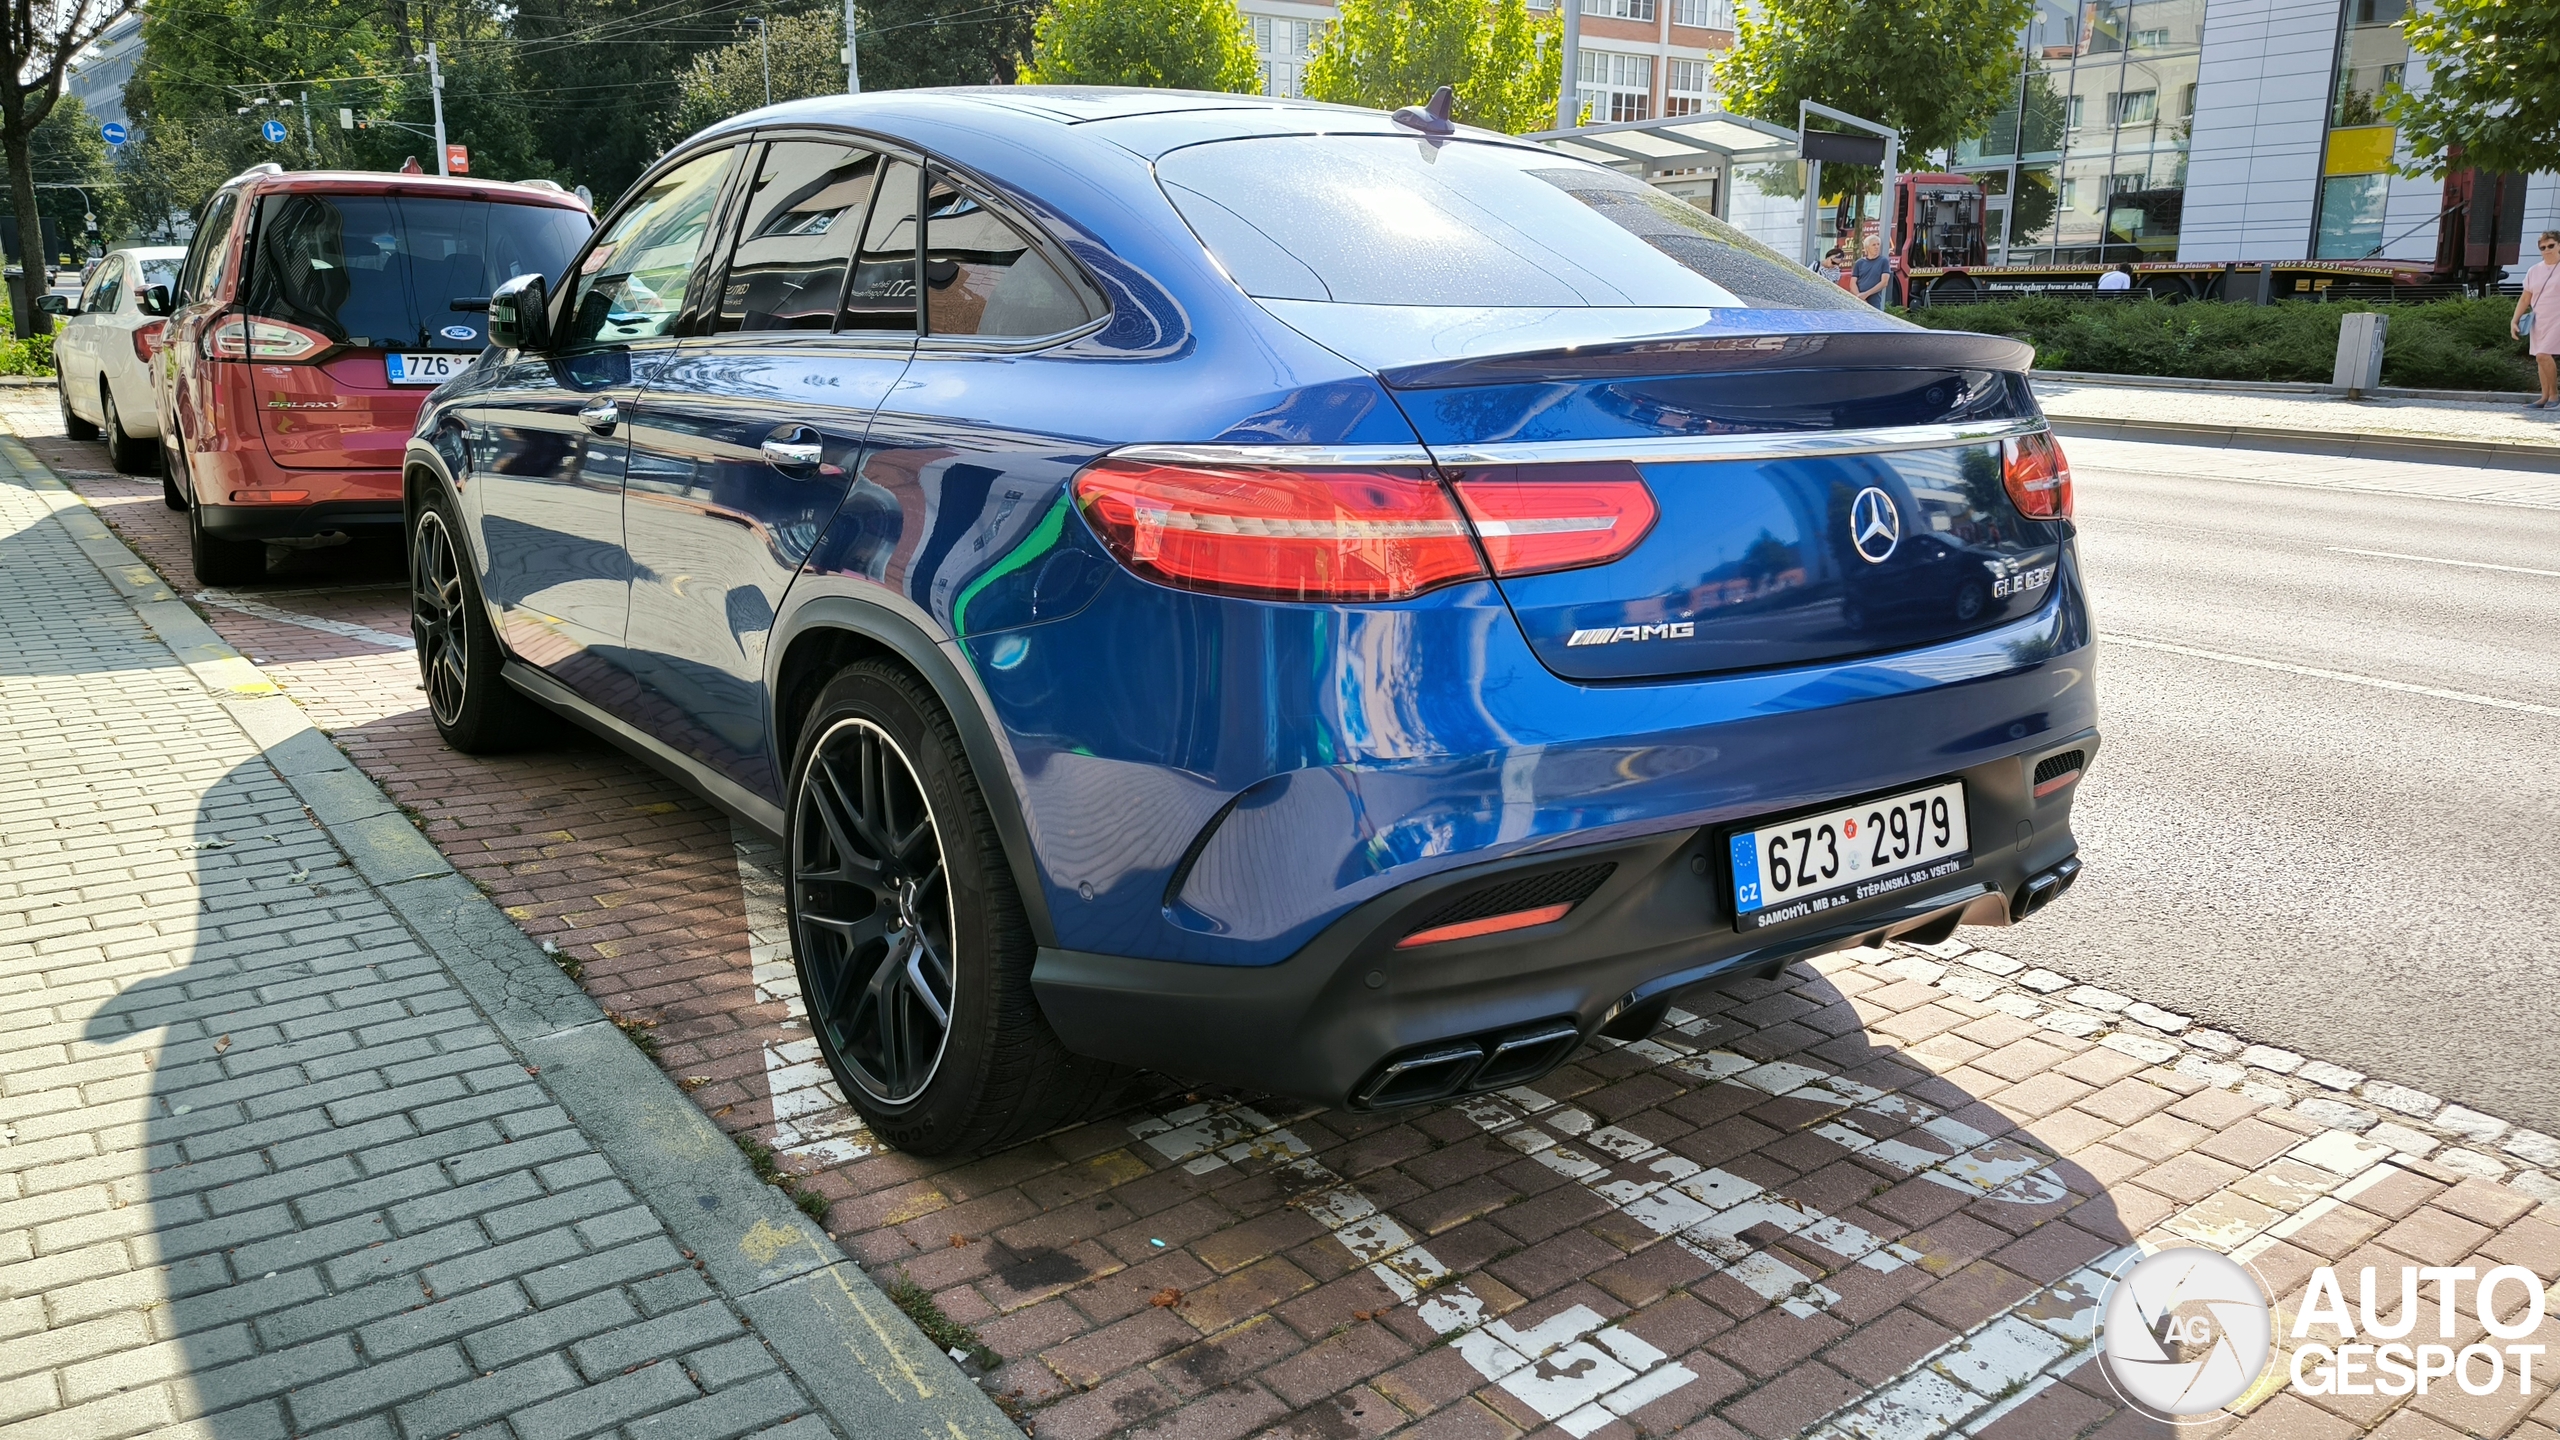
[[770, 591, 1060, 949]]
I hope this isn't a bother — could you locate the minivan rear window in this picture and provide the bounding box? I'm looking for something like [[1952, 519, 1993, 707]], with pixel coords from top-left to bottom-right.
[[1156, 135, 1867, 312], [244, 193, 592, 349]]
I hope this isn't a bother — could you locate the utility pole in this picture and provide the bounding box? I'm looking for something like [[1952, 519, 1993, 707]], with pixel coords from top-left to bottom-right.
[[844, 0, 860, 94], [423, 42, 449, 176], [750, 17, 771, 106], [1556, 0, 1581, 128], [299, 88, 314, 153]]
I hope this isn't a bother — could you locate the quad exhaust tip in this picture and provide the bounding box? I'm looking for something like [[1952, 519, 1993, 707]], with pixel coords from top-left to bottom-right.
[[2014, 855, 2082, 920], [1354, 1020, 1583, 1109]]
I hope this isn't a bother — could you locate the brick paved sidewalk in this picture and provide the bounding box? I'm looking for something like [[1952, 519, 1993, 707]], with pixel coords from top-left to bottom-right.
[[0, 441, 1002, 1435], [5, 387, 2557, 1440]]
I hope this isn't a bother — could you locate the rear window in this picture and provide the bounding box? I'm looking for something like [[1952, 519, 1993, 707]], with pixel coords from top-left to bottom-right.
[[139, 258, 179, 292], [1156, 135, 1866, 312], [244, 193, 592, 349]]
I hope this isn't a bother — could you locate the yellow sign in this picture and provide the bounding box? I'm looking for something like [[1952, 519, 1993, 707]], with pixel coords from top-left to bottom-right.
[[2324, 125, 2395, 176]]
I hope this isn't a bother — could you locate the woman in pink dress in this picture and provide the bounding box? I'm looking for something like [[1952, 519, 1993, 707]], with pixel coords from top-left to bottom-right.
[[2514, 231, 2560, 408]]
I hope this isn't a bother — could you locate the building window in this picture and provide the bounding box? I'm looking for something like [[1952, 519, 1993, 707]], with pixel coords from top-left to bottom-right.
[[2059, 178, 2079, 209], [2316, 0, 2410, 254], [1578, 49, 1654, 122], [1582, 0, 1657, 19], [2111, 89, 2157, 124], [1670, 0, 1733, 26], [2065, 94, 2084, 129], [2133, 26, 2169, 46], [1251, 16, 1313, 97], [1665, 58, 1708, 115]]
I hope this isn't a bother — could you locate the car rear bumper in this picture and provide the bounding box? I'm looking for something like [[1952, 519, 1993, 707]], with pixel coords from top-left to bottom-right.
[[1031, 728, 2098, 1109], [195, 498, 406, 542]]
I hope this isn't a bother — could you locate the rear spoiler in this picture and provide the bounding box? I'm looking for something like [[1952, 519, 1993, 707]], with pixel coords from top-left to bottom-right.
[[1376, 327, 2036, 391]]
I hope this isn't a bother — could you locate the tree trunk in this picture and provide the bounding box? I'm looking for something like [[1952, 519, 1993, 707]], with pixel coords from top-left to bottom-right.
[[2, 124, 42, 341]]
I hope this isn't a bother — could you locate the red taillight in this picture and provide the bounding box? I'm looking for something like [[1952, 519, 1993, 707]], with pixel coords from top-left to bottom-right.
[[2002, 431, 2074, 520], [1074, 459, 1486, 602], [1449, 463, 1657, 576], [229, 490, 310, 503], [1395, 901, 1573, 949], [202, 315, 330, 363], [133, 321, 166, 363]]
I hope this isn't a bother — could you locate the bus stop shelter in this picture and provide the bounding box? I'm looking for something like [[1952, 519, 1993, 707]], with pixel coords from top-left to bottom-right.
[[1522, 110, 1801, 220]]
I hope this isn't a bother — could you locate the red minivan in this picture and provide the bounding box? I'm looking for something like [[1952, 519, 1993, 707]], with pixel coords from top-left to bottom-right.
[[154, 164, 592, 585]]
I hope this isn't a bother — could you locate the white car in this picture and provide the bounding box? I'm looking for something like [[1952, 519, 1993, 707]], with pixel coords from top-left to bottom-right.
[[54, 245, 184, 484]]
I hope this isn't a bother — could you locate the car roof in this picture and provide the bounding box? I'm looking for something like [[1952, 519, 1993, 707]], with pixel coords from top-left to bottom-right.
[[109, 246, 186, 259], [228, 168, 589, 210]]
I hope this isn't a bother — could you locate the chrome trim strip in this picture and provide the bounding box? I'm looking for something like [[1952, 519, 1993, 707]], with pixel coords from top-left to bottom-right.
[[1429, 418, 2045, 467], [1109, 419, 2043, 471], [1107, 442, 1440, 467]]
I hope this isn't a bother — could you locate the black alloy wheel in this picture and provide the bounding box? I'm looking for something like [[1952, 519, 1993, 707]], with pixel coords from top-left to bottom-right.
[[786, 662, 1121, 1154], [412, 508, 471, 731]]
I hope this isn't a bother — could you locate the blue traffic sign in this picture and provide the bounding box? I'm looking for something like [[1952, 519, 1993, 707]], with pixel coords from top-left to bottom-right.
[[260, 118, 287, 144], [99, 122, 127, 145]]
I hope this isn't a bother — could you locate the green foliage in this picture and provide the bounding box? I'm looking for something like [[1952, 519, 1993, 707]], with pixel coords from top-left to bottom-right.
[[0, 99, 118, 260], [0, 330, 54, 375], [861, 0, 1045, 91], [1716, 0, 2036, 190], [1017, 0, 1258, 92], [514, 0, 772, 206], [1301, 0, 1563, 135], [885, 1268, 1001, 1368], [1904, 297, 2535, 392], [665, 10, 857, 147], [2388, 0, 2560, 177]]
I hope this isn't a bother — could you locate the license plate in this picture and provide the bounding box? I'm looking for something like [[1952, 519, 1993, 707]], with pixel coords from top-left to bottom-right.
[[387, 352, 469, 386], [1729, 780, 1970, 932]]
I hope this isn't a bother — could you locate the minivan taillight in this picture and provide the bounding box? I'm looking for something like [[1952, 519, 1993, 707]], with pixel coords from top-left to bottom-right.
[[133, 320, 166, 363], [203, 315, 330, 363], [2001, 431, 2074, 520], [1449, 463, 1657, 576], [1075, 459, 1486, 602]]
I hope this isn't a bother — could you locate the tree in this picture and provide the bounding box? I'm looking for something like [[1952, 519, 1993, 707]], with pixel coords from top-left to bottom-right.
[[1301, 0, 1562, 135], [2386, 0, 2560, 175], [1016, 0, 1257, 92], [861, 0, 1044, 91], [514, 0, 771, 206], [663, 9, 855, 147], [0, 0, 133, 333], [1716, 0, 2035, 226]]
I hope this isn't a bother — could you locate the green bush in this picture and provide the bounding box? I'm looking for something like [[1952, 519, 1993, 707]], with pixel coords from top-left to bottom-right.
[[1903, 296, 2533, 392], [0, 331, 54, 377]]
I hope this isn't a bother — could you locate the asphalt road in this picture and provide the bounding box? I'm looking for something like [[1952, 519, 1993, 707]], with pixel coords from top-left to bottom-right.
[[1997, 437, 2560, 1135]]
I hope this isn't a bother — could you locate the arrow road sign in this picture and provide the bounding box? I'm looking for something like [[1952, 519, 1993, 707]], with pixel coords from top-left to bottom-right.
[[261, 118, 288, 144], [100, 122, 127, 145]]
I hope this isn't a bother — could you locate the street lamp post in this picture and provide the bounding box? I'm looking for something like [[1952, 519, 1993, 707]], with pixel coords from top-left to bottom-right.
[[750, 17, 772, 107]]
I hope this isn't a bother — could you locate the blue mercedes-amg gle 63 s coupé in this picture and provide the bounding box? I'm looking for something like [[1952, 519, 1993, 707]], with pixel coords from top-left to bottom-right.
[[407, 88, 2097, 1154]]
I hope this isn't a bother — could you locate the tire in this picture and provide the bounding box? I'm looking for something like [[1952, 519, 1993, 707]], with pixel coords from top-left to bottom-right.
[[187, 496, 266, 587], [103, 384, 155, 475], [787, 662, 1120, 1155], [410, 487, 548, 753], [162, 473, 186, 511], [59, 375, 97, 440]]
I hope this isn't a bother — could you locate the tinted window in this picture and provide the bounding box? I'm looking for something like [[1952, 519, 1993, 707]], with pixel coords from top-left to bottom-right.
[[1156, 135, 1867, 312], [717, 141, 881, 333], [139, 258, 180, 293], [922, 170, 1101, 338], [82, 260, 119, 314], [243, 194, 591, 349], [178, 190, 239, 304], [563, 147, 732, 346], [841, 159, 918, 332]]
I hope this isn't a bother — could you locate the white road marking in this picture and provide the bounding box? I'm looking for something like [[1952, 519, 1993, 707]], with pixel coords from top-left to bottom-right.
[[734, 827, 876, 1166], [2325, 545, 2560, 578], [2108, 633, 2560, 719], [189, 589, 416, 650]]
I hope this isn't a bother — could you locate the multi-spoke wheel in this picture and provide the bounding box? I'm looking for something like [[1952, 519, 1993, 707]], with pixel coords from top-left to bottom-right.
[[408, 487, 546, 753], [794, 718, 957, 1105], [786, 661, 1121, 1154]]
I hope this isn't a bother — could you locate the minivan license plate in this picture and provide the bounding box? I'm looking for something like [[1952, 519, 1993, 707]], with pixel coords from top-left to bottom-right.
[[1729, 780, 1970, 932], [387, 352, 467, 386]]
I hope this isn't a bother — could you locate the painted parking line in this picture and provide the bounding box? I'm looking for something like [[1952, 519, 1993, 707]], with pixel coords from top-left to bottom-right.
[[2325, 546, 2560, 579], [2108, 633, 2560, 719], [735, 826, 878, 1167], [189, 588, 417, 650]]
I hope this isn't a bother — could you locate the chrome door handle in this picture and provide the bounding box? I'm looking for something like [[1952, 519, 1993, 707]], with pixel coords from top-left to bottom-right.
[[761, 437, 823, 468], [578, 398, 619, 433]]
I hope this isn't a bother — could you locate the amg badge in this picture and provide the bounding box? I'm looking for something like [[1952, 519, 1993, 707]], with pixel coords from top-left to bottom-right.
[[1567, 621, 1696, 647]]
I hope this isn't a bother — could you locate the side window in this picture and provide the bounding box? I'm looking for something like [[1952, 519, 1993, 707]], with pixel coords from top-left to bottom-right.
[[921, 170, 1101, 340], [840, 160, 919, 332], [177, 191, 239, 305], [81, 260, 118, 314], [561, 147, 733, 347], [717, 141, 883, 334]]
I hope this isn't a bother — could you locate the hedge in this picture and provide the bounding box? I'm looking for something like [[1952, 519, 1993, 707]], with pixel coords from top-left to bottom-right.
[[1902, 296, 2533, 393]]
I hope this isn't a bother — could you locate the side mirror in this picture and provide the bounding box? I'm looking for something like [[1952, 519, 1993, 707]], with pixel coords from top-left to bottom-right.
[[487, 272, 549, 350], [137, 284, 171, 317], [34, 294, 69, 317]]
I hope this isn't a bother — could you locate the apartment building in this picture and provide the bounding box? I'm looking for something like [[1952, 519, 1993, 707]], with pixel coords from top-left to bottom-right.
[[1243, 0, 1735, 122]]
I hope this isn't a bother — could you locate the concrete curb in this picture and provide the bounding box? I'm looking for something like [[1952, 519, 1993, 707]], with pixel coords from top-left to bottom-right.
[[2032, 369, 2536, 405], [2045, 413, 2560, 473], [3, 437, 1018, 1440]]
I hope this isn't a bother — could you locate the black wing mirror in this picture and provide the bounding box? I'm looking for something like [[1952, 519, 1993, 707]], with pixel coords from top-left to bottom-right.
[[487, 272, 549, 351], [137, 284, 171, 317], [34, 293, 70, 317]]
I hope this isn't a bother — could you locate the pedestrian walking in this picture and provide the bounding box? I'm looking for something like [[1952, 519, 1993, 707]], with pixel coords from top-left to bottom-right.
[[1852, 235, 1891, 308], [2516, 232, 2560, 409], [2096, 262, 2135, 292]]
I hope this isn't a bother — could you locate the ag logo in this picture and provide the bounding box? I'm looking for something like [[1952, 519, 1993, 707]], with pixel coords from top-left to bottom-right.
[[2098, 1247, 2274, 1416], [1848, 487, 1901, 563]]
